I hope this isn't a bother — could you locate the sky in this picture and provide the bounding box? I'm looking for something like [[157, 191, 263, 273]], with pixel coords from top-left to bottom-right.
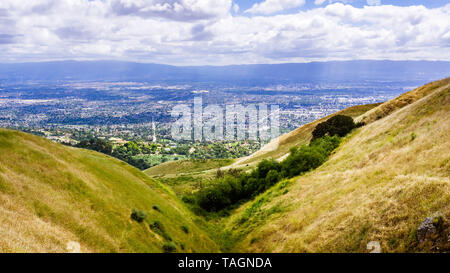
[[0, 0, 449, 65]]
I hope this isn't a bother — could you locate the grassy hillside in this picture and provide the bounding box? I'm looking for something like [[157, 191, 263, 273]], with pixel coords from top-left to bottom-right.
[[145, 159, 233, 177], [144, 159, 234, 196], [145, 105, 380, 197], [221, 78, 450, 253], [237, 78, 449, 169], [0, 129, 219, 253], [229, 103, 380, 168]]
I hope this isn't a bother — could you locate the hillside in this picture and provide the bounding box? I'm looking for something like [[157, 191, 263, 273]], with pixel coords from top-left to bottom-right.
[[229, 78, 450, 169], [145, 159, 233, 177], [222, 78, 450, 252], [230, 103, 381, 168], [0, 129, 219, 253], [144, 105, 380, 192]]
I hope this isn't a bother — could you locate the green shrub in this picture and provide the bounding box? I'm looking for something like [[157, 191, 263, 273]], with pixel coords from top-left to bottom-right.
[[181, 225, 189, 234], [152, 205, 162, 213], [150, 220, 172, 241], [130, 209, 147, 223], [312, 115, 356, 140], [162, 242, 177, 253], [181, 194, 195, 204], [192, 135, 342, 213]]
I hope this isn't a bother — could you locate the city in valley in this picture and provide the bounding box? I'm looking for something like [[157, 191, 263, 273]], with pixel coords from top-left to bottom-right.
[[0, 79, 407, 170]]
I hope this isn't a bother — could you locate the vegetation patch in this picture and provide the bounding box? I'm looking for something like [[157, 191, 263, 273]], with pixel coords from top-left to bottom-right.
[[152, 205, 162, 213], [130, 209, 147, 223], [150, 220, 172, 241], [181, 225, 190, 234], [312, 115, 358, 141], [162, 242, 177, 253], [188, 135, 342, 212]]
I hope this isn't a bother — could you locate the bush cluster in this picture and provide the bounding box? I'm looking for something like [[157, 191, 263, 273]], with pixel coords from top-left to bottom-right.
[[149, 220, 172, 241], [190, 135, 341, 212], [162, 242, 177, 253], [312, 115, 356, 140], [130, 209, 147, 223]]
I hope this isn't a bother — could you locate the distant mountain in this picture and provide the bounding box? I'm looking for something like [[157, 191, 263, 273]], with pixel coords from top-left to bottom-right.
[[0, 60, 449, 84]]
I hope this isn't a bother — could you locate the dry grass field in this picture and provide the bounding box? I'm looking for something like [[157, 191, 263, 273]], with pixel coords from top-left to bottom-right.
[[223, 78, 450, 253], [0, 129, 219, 252]]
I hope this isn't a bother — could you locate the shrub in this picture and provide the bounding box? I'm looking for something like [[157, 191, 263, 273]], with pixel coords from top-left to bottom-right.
[[192, 135, 342, 212], [312, 115, 356, 140], [181, 194, 195, 204], [216, 168, 225, 178], [162, 242, 177, 253], [150, 220, 172, 241], [152, 205, 162, 213], [130, 209, 147, 223], [181, 225, 189, 234]]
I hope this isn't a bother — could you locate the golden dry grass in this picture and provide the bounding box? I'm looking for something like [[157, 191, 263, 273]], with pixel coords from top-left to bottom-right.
[[145, 159, 233, 177], [0, 130, 219, 253], [231, 103, 380, 168], [225, 79, 450, 253]]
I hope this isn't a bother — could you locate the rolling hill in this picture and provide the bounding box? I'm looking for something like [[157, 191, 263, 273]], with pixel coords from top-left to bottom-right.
[[0, 129, 218, 253], [0, 78, 449, 253], [221, 78, 450, 252]]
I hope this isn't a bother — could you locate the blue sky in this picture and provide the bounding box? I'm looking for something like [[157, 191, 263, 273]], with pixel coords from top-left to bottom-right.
[[235, 0, 448, 11], [0, 0, 449, 65]]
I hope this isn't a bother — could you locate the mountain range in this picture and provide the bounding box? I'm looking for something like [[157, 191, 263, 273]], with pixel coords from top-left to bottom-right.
[[0, 60, 449, 84]]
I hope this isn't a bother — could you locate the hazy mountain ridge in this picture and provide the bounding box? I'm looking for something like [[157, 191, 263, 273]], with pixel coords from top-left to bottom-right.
[[0, 60, 449, 84]]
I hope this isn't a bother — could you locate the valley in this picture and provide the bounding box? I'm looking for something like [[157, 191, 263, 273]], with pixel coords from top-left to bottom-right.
[[0, 78, 448, 253]]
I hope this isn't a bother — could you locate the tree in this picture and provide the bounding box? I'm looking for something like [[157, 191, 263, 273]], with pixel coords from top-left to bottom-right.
[[312, 115, 356, 140]]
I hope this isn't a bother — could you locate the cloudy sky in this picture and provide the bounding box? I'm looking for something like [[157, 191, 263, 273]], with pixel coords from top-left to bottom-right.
[[0, 0, 449, 65]]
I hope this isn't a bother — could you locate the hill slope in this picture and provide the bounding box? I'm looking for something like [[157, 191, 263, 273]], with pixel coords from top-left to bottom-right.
[[223, 78, 450, 252], [145, 159, 233, 177], [231, 103, 380, 168], [232, 78, 450, 169], [0, 129, 218, 253]]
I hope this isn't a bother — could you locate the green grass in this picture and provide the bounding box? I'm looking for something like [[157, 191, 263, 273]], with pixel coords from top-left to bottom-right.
[[0, 129, 219, 253], [145, 158, 233, 176]]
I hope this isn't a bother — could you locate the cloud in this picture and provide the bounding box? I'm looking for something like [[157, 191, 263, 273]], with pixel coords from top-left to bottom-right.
[[0, 34, 17, 44], [110, 0, 232, 21], [233, 3, 239, 13], [245, 0, 306, 15], [315, 0, 353, 5], [0, 1, 449, 64]]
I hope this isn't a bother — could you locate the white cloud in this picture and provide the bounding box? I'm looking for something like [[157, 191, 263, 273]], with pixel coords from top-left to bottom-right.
[[109, 0, 232, 21], [0, 1, 449, 64], [315, 0, 353, 5], [233, 3, 239, 13], [245, 0, 306, 15]]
